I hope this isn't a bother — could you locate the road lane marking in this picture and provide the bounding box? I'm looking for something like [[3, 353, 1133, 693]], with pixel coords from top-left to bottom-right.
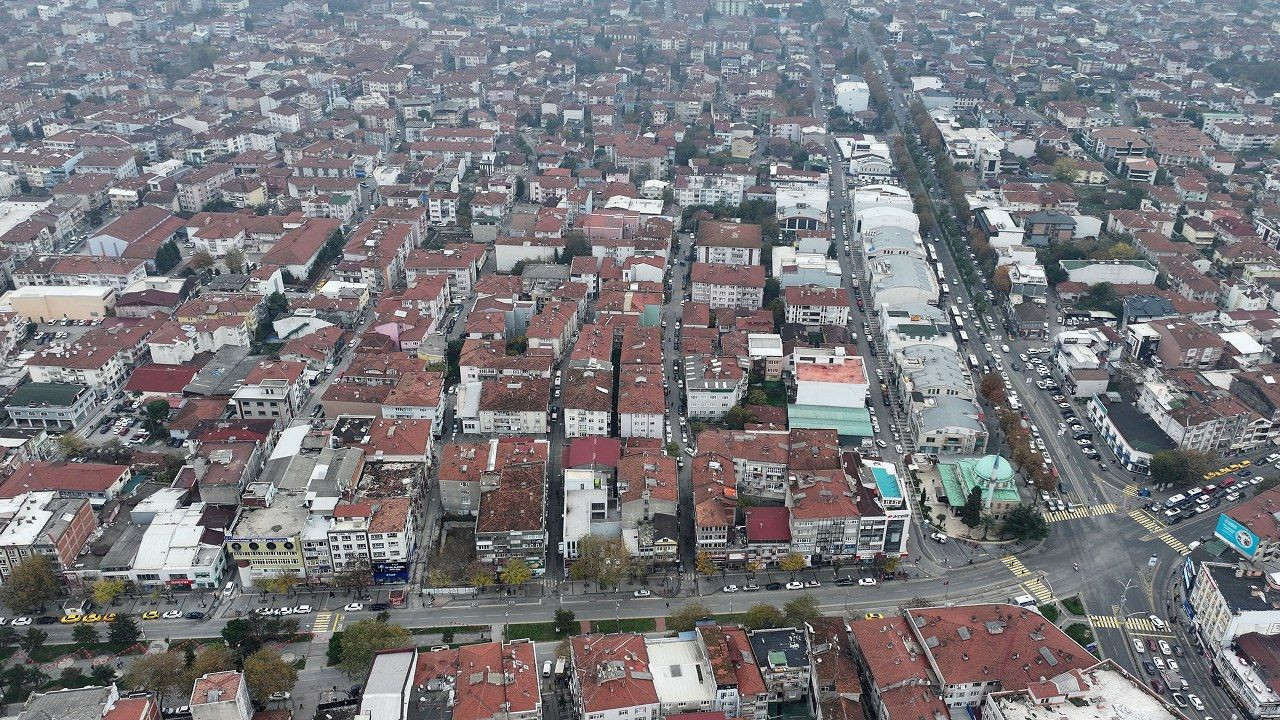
[[1044, 503, 1117, 523], [1001, 556, 1053, 603], [1126, 510, 1190, 555]]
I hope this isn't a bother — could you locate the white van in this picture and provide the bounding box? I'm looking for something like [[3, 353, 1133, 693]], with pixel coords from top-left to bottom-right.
[[542, 661, 553, 678]]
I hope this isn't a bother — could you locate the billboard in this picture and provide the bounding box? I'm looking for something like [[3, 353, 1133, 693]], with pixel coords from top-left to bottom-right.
[[1215, 514, 1259, 558], [373, 561, 410, 585]]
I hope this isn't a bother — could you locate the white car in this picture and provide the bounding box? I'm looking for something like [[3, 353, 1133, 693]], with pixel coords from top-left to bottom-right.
[[343, 603, 364, 612], [930, 532, 948, 543], [1188, 694, 1204, 711], [1158, 640, 1173, 655], [785, 581, 804, 590], [10, 617, 31, 626], [1149, 615, 1167, 631], [293, 605, 312, 614], [722, 585, 739, 593], [269, 692, 291, 702], [632, 589, 652, 598], [857, 578, 878, 586], [804, 580, 821, 588], [162, 610, 182, 619]]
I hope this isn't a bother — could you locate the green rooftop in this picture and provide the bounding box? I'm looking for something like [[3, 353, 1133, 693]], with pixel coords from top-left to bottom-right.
[[939, 454, 1021, 509], [787, 404, 872, 438], [5, 382, 88, 407]]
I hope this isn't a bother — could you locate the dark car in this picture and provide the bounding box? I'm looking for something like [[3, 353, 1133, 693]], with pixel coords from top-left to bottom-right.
[[369, 602, 391, 611], [1173, 644, 1184, 657], [1149, 678, 1164, 694], [185, 611, 204, 620], [835, 578, 856, 587], [34, 616, 57, 625], [765, 582, 783, 591], [1240, 469, 1254, 478], [1142, 660, 1157, 676]]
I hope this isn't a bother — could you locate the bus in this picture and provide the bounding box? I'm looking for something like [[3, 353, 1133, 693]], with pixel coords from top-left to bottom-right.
[[967, 354, 980, 369], [958, 330, 969, 344]]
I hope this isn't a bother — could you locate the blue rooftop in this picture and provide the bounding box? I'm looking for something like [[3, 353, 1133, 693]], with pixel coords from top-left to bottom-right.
[[872, 466, 901, 500]]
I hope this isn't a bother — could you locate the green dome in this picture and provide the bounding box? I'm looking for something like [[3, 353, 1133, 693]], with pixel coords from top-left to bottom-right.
[[974, 454, 1014, 483]]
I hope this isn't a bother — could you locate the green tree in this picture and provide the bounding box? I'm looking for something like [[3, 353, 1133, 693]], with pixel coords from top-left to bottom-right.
[[72, 623, 99, 647], [978, 513, 1000, 541], [91, 578, 127, 606], [783, 594, 821, 626], [959, 486, 984, 528], [743, 603, 785, 630], [122, 651, 187, 704], [560, 231, 591, 265], [568, 535, 633, 589], [1, 555, 60, 613], [1001, 505, 1050, 542], [1150, 449, 1213, 488], [722, 405, 758, 430], [18, 628, 46, 654], [666, 602, 712, 633], [242, 647, 298, 706], [56, 433, 87, 459], [154, 240, 181, 274], [554, 608, 576, 634], [500, 557, 534, 586], [336, 620, 412, 679], [265, 291, 289, 321], [108, 614, 141, 647]]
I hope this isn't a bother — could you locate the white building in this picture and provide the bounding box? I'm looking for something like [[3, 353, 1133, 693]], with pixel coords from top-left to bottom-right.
[[190, 671, 253, 720], [834, 79, 870, 114]]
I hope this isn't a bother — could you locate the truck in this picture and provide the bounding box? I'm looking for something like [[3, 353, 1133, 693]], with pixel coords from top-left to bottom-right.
[[554, 658, 566, 678]]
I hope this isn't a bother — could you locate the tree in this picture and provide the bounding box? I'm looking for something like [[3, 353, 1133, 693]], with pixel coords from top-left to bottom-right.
[[783, 594, 821, 626], [992, 265, 1012, 294], [569, 535, 633, 589], [959, 486, 984, 528], [336, 620, 412, 679], [334, 560, 373, 590], [56, 433, 87, 459], [72, 623, 99, 647], [1, 555, 60, 613], [18, 628, 46, 654], [743, 603, 785, 630], [778, 553, 807, 574], [722, 405, 758, 430], [154, 240, 181, 274], [746, 388, 769, 406], [0, 626, 17, 648], [666, 602, 712, 633], [560, 231, 591, 265], [1002, 505, 1050, 542], [242, 648, 298, 706], [189, 251, 216, 272], [108, 614, 141, 647], [977, 513, 1000, 541], [1051, 157, 1079, 183], [265, 291, 289, 321], [260, 571, 298, 595], [500, 557, 534, 586], [695, 551, 717, 578], [189, 643, 236, 678], [123, 651, 188, 703], [91, 578, 127, 607], [1150, 449, 1213, 488], [553, 608, 576, 634], [470, 564, 495, 589], [224, 247, 246, 274]]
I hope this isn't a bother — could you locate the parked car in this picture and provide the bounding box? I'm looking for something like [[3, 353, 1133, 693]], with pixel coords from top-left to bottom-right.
[[857, 578, 877, 586], [765, 582, 783, 591], [784, 581, 804, 590]]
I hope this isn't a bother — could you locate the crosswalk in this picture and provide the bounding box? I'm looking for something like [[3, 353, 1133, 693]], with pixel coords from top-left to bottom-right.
[[1127, 509, 1191, 555], [1001, 555, 1054, 604], [311, 611, 343, 633], [1122, 484, 1140, 498], [1088, 614, 1171, 635], [1044, 503, 1117, 523]]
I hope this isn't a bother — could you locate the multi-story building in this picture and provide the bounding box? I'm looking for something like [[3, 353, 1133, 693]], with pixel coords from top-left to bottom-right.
[[561, 367, 614, 438], [0, 491, 96, 581], [176, 164, 235, 213], [460, 377, 550, 434], [683, 355, 747, 421], [230, 361, 307, 422], [475, 463, 546, 572], [695, 221, 763, 266], [190, 671, 253, 720], [569, 634, 660, 720], [617, 364, 666, 438], [783, 286, 851, 329], [787, 470, 859, 563], [690, 263, 766, 310]]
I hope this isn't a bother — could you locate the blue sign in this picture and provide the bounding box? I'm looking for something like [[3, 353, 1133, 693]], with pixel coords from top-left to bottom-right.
[[1216, 514, 1259, 558], [373, 561, 409, 584]]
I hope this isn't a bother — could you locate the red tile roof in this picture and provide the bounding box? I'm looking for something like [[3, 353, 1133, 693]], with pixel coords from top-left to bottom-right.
[[570, 634, 658, 714]]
